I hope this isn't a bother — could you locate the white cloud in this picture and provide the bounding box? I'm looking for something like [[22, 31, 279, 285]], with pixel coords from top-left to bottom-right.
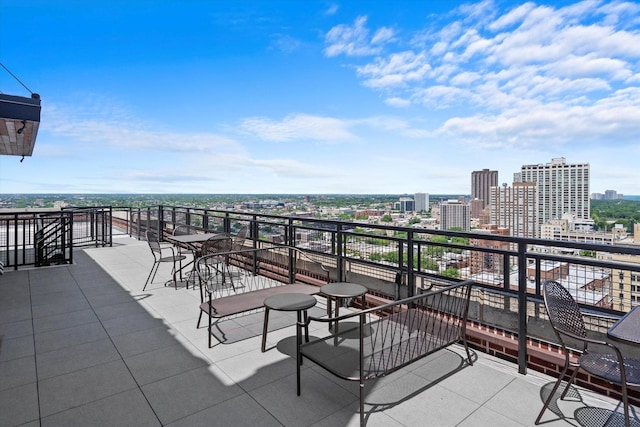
[[489, 2, 536, 31], [42, 102, 240, 153], [325, 4, 339, 16], [325, 0, 640, 152], [357, 51, 431, 88], [324, 16, 394, 57], [249, 158, 341, 178], [385, 97, 411, 107], [240, 114, 357, 142]]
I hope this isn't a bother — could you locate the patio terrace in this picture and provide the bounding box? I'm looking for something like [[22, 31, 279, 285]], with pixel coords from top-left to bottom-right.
[[1, 235, 637, 426]]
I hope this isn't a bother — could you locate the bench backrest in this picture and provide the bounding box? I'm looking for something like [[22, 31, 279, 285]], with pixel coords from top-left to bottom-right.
[[197, 245, 330, 298], [300, 279, 473, 381], [362, 280, 472, 378]]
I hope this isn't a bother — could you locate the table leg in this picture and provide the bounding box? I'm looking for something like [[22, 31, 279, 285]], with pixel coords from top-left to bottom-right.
[[297, 310, 304, 366], [303, 310, 309, 342], [261, 307, 270, 352]]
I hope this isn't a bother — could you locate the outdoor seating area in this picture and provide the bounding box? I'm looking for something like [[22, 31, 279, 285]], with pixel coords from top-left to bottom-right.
[[0, 235, 638, 426]]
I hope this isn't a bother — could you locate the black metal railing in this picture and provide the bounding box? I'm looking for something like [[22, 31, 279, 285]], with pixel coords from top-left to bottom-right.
[[0, 207, 113, 269], [34, 212, 73, 266], [117, 204, 640, 375], [4, 204, 640, 377]]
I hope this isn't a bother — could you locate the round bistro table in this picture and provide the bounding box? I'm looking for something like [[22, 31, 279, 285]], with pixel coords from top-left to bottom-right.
[[261, 293, 317, 353], [320, 282, 367, 334]]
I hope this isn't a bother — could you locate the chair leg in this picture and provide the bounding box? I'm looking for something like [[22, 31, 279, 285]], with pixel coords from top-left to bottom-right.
[[197, 310, 203, 328], [207, 297, 215, 348], [559, 366, 580, 400], [621, 380, 631, 427], [535, 363, 573, 424], [171, 260, 178, 290], [462, 337, 474, 366], [143, 261, 159, 291]]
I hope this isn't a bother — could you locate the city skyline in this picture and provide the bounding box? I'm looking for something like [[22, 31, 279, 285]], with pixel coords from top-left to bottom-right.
[[1, 1, 639, 195]]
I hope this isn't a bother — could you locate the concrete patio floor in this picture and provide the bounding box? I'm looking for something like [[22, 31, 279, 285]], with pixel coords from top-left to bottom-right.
[[1, 235, 638, 426]]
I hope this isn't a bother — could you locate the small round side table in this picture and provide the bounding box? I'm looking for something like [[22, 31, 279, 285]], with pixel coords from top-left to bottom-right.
[[261, 293, 317, 353], [320, 282, 367, 334]]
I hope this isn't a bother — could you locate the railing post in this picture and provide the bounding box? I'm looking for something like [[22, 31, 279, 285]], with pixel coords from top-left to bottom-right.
[[503, 252, 510, 290], [407, 231, 414, 298], [224, 213, 231, 234], [12, 213, 18, 269], [158, 205, 164, 239], [336, 223, 344, 282], [287, 218, 294, 247], [251, 215, 258, 248], [108, 207, 113, 247], [68, 211, 74, 265], [517, 241, 528, 375], [202, 209, 209, 231]]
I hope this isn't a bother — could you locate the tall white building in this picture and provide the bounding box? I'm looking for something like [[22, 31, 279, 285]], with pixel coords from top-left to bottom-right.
[[490, 182, 538, 238], [414, 192, 429, 212], [440, 200, 470, 232], [520, 157, 590, 234]]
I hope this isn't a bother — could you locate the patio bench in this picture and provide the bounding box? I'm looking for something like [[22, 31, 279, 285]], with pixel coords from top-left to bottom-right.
[[297, 279, 474, 426], [197, 245, 331, 347]]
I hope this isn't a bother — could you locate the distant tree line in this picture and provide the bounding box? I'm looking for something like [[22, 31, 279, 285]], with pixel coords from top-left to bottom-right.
[[591, 200, 640, 231]]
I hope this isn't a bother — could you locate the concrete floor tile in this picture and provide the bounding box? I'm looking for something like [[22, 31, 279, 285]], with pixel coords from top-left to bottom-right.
[[141, 365, 244, 424], [41, 388, 161, 427], [124, 343, 209, 386], [36, 338, 121, 380], [32, 309, 99, 334], [0, 355, 37, 391], [38, 360, 137, 417], [0, 382, 39, 426], [166, 393, 282, 427]]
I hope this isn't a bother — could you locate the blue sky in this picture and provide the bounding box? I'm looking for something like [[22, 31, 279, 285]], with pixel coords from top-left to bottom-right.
[[1, 0, 639, 195]]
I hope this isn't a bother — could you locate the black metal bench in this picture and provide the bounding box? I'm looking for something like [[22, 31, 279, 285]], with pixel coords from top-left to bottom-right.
[[196, 246, 331, 347], [297, 279, 474, 426]]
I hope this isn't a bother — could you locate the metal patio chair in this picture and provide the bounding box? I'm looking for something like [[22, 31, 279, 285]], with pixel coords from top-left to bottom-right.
[[200, 234, 234, 287], [143, 229, 186, 291], [172, 224, 199, 287], [231, 225, 249, 251], [535, 280, 640, 427]]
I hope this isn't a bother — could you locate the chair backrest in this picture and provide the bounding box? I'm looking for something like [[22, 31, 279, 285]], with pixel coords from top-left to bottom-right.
[[201, 234, 232, 256], [146, 230, 162, 255], [543, 280, 588, 342], [173, 225, 196, 236], [232, 226, 249, 251]]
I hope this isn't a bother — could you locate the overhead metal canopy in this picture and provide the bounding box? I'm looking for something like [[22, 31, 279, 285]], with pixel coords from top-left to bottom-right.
[[0, 93, 41, 157]]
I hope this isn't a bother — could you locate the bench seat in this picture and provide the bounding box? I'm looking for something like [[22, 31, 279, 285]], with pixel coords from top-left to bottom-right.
[[297, 279, 474, 426], [201, 283, 320, 318]]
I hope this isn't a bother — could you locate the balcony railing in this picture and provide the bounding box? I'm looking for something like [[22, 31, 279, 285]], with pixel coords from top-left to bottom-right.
[[0, 206, 113, 269], [117, 205, 640, 375], [4, 204, 640, 402]]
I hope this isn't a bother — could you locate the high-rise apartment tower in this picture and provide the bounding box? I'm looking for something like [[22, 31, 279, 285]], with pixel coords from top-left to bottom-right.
[[520, 157, 590, 234], [414, 193, 429, 212], [440, 200, 470, 232], [471, 169, 498, 211], [490, 182, 538, 238]]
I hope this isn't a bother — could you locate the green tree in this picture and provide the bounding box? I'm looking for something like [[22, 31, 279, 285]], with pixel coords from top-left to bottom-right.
[[369, 253, 382, 261], [382, 214, 393, 222], [441, 268, 460, 279]]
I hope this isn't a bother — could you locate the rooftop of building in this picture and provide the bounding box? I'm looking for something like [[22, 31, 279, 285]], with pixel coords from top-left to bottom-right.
[[1, 235, 637, 426]]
